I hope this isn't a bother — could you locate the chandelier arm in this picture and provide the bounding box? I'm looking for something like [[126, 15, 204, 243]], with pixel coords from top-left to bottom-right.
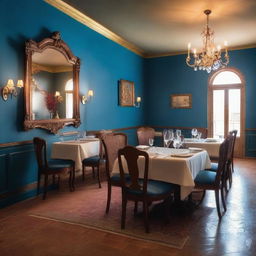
[[186, 57, 196, 68]]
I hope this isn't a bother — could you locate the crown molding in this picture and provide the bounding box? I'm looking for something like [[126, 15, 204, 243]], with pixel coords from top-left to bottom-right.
[[44, 0, 145, 57], [145, 44, 256, 59]]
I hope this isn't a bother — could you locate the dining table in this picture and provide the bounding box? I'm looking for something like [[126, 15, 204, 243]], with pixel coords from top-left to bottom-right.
[[184, 138, 222, 158], [51, 138, 100, 171], [112, 146, 211, 200]]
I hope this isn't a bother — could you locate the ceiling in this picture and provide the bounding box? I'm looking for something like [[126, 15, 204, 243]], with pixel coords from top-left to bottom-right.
[[62, 0, 256, 56]]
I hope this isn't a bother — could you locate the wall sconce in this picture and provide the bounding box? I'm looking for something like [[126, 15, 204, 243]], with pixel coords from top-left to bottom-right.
[[135, 96, 141, 108], [2, 79, 24, 101], [81, 90, 94, 104]]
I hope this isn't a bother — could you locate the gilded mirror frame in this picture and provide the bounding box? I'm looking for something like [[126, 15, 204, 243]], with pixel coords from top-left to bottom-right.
[[24, 31, 81, 133]]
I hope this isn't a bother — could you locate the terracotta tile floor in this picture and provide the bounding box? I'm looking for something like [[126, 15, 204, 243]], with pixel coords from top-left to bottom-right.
[[0, 158, 256, 256]]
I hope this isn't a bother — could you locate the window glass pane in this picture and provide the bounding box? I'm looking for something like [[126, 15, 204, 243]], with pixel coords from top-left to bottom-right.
[[213, 90, 224, 138], [229, 89, 240, 136], [66, 93, 73, 118], [213, 71, 241, 85]]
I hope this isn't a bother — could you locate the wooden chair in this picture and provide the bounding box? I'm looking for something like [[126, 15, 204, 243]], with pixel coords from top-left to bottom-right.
[[194, 135, 231, 219], [101, 133, 128, 213], [33, 137, 75, 200], [207, 130, 237, 191], [229, 130, 238, 173], [118, 146, 175, 233], [137, 127, 155, 145], [81, 131, 111, 188]]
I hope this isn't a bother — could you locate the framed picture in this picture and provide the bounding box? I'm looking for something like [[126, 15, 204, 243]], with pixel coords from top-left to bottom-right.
[[119, 79, 135, 106], [170, 94, 192, 108]]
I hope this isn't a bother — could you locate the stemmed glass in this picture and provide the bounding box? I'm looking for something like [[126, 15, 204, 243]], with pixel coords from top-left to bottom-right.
[[149, 138, 154, 147], [163, 129, 174, 147], [191, 128, 198, 140], [173, 135, 181, 149]]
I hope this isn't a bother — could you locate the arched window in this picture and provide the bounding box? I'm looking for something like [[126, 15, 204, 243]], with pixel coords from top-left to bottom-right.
[[208, 68, 245, 157], [65, 79, 73, 118]]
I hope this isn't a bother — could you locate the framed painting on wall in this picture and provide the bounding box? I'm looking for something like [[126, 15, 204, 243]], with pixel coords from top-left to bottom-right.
[[170, 94, 192, 108], [119, 79, 135, 106]]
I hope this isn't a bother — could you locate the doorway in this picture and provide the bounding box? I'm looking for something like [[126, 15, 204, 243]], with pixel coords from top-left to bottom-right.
[[208, 68, 245, 157]]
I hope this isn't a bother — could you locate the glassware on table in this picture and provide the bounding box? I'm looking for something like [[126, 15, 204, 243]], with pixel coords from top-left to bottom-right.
[[173, 135, 181, 149], [149, 138, 154, 147], [163, 129, 174, 147], [191, 128, 198, 139], [176, 129, 181, 137], [197, 132, 202, 140]]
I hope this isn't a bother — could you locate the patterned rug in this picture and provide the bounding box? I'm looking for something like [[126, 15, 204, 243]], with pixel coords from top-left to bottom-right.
[[29, 182, 189, 249]]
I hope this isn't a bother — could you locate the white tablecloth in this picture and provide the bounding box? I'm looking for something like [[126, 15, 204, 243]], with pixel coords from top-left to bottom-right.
[[51, 139, 100, 170], [112, 147, 211, 200], [184, 139, 222, 157]]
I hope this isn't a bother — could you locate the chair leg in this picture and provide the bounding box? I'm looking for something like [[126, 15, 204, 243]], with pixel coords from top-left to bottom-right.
[[43, 174, 48, 200], [143, 200, 150, 233], [69, 169, 75, 192], [92, 166, 95, 178], [105, 182, 112, 214], [52, 174, 56, 185], [228, 165, 232, 189], [82, 164, 85, 181], [164, 198, 170, 224], [37, 173, 41, 195], [72, 166, 75, 191], [221, 186, 227, 212], [215, 189, 222, 219], [121, 191, 127, 229], [134, 201, 138, 215], [97, 165, 101, 188]]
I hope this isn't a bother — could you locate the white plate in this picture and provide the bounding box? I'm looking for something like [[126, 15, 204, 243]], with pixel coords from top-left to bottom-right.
[[204, 138, 218, 142], [136, 145, 150, 150], [188, 147, 203, 151]]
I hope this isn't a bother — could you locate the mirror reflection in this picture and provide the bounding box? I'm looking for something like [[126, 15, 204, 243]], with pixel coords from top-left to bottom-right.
[[31, 48, 73, 120]]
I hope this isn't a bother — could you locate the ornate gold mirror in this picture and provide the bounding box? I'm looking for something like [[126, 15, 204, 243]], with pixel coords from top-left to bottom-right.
[[24, 31, 80, 133]]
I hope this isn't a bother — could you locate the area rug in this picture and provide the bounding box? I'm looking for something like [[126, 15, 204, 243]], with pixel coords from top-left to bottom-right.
[[29, 182, 189, 249]]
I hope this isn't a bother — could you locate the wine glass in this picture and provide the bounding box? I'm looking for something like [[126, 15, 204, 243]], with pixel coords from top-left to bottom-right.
[[191, 128, 198, 139], [163, 129, 169, 147], [149, 138, 154, 147], [176, 129, 181, 138], [197, 132, 202, 140], [173, 135, 181, 149]]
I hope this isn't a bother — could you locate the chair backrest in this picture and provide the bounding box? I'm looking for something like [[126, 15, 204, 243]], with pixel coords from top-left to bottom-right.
[[137, 127, 155, 145], [33, 137, 48, 170], [229, 130, 238, 161], [101, 133, 127, 178], [215, 135, 232, 185], [118, 145, 149, 194]]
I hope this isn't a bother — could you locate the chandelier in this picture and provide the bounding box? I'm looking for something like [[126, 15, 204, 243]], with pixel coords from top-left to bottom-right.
[[186, 10, 229, 73]]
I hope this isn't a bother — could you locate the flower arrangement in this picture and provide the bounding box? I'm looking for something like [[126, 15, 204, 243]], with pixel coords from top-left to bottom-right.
[[45, 92, 63, 115]]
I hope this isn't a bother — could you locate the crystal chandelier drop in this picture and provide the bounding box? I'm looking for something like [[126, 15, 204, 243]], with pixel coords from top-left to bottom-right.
[[186, 10, 229, 73]]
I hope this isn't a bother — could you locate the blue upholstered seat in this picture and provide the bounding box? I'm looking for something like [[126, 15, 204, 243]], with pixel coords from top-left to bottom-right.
[[127, 180, 174, 196], [82, 156, 101, 165], [194, 170, 216, 185], [110, 173, 130, 182], [47, 159, 74, 169], [206, 162, 218, 172]]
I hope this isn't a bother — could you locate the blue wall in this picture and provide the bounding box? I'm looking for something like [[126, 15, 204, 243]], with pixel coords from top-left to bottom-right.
[[0, 0, 145, 144], [144, 48, 256, 128]]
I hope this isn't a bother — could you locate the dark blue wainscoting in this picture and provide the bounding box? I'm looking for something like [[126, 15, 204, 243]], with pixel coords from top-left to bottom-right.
[[245, 129, 256, 157], [0, 142, 38, 208]]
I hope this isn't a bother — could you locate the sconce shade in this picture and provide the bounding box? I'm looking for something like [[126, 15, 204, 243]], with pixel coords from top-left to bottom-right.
[[55, 91, 60, 97], [136, 97, 141, 103], [88, 90, 94, 97], [7, 79, 14, 88], [17, 80, 24, 88]]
